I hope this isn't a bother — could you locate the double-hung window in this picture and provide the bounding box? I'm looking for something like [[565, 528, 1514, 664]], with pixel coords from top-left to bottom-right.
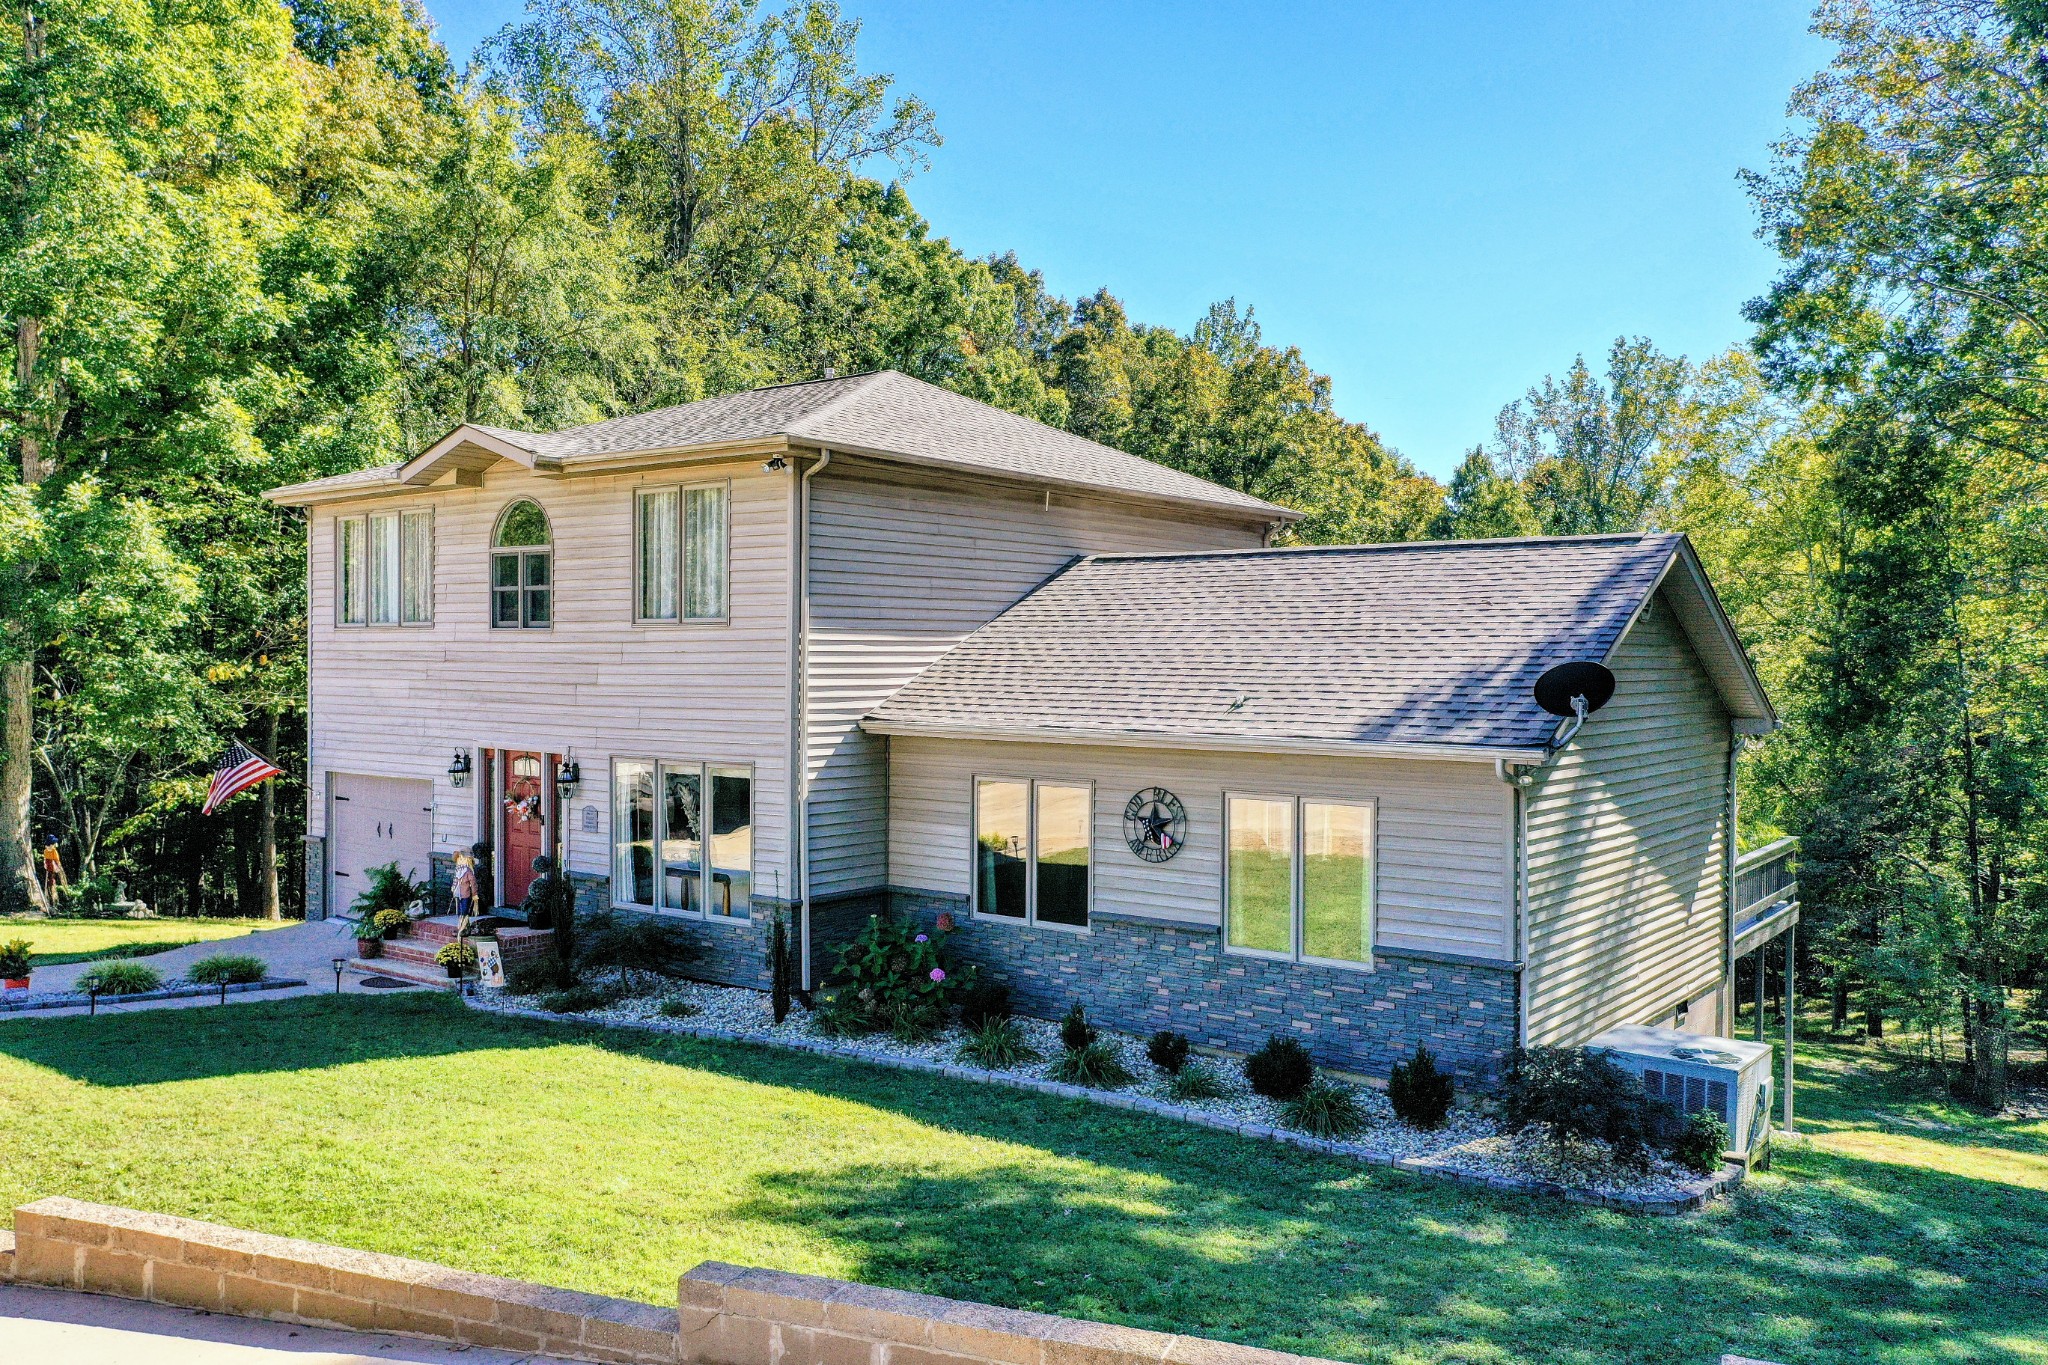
[[336, 509, 432, 626], [492, 500, 552, 628], [973, 777, 1091, 929], [611, 758, 752, 920], [1225, 794, 1374, 967], [634, 482, 728, 623]]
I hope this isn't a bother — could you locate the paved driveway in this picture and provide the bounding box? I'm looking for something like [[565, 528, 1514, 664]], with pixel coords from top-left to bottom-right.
[[0, 1283, 577, 1363], [19, 919, 422, 1017]]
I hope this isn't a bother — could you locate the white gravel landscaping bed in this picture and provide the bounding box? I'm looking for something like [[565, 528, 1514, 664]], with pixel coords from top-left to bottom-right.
[[470, 975, 1731, 1210]]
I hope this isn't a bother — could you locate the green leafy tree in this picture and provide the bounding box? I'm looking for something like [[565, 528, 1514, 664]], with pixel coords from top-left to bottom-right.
[[1428, 448, 1539, 540]]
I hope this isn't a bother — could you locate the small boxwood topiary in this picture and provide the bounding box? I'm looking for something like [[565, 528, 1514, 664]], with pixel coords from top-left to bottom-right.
[[1388, 1044, 1455, 1129], [1672, 1108, 1731, 1175], [187, 955, 267, 987], [1146, 1030, 1191, 1075], [1243, 1034, 1315, 1101], [1059, 1001, 1096, 1052]]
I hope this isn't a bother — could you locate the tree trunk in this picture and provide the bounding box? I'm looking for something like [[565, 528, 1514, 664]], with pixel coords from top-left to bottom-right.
[[1865, 999, 1884, 1039], [1832, 979, 1850, 1032], [3, 314, 48, 913], [258, 710, 280, 919]]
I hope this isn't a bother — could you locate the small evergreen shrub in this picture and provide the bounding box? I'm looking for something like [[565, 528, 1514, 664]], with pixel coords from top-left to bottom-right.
[[957, 976, 1011, 1030], [1387, 1044, 1455, 1129], [1049, 1039, 1134, 1089], [1672, 1109, 1731, 1175], [769, 913, 793, 1024], [1166, 1060, 1230, 1102], [1244, 1034, 1315, 1101], [576, 909, 700, 986], [507, 960, 571, 995], [959, 1016, 1039, 1069], [1146, 1030, 1191, 1075], [1281, 1076, 1367, 1138], [0, 939, 32, 977], [78, 962, 162, 996], [186, 955, 267, 986], [1500, 1046, 1671, 1170], [657, 996, 700, 1018], [1059, 1001, 1096, 1051], [538, 982, 623, 1014]]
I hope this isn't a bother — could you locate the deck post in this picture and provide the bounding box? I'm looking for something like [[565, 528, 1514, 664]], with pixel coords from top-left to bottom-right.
[[1782, 924, 1796, 1132], [1754, 950, 1766, 1041]]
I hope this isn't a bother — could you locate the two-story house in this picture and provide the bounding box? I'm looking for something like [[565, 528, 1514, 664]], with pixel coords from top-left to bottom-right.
[[267, 370, 1774, 1081]]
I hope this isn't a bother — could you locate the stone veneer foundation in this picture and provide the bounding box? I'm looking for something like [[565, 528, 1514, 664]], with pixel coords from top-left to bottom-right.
[[890, 889, 1518, 1085]]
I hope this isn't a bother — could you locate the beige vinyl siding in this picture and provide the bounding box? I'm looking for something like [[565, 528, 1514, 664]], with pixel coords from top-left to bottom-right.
[[888, 736, 1514, 959], [1522, 594, 1730, 1045], [805, 460, 1268, 898], [305, 461, 794, 896]]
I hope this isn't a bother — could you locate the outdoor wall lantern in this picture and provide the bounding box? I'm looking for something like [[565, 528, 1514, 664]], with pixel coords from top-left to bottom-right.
[[554, 758, 581, 798], [448, 750, 472, 788]]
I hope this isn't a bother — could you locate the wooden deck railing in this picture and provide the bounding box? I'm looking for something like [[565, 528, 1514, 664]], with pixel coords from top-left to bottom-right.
[[1733, 836, 1797, 930]]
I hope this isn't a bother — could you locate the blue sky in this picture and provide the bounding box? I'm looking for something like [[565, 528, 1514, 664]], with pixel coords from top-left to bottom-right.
[[423, 1, 1828, 480]]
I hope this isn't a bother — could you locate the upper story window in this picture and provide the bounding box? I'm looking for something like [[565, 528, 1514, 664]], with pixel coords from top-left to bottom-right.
[[1224, 794, 1375, 968], [635, 483, 729, 623], [336, 509, 432, 627], [492, 500, 553, 629]]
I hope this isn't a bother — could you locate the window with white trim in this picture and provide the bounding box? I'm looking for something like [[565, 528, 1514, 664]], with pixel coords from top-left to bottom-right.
[[1225, 795, 1374, 966], [492, 500, 552, 629], [633, 482, 728, 623], [973, 777, 1091, 928], [336, 509, 431, 626], [611, 758, 752, 920]]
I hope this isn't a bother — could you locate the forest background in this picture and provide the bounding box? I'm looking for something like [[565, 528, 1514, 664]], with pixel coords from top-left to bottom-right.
[[2, 0, 2043, 1104]]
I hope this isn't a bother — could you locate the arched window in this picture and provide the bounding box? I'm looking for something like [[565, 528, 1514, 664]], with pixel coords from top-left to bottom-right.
[[492, 500, 553, 628]]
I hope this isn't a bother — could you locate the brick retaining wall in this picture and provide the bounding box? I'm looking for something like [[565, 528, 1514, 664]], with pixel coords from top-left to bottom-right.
[[0, 1199, 1362, 1365], [891, 889, 1517, 1086]]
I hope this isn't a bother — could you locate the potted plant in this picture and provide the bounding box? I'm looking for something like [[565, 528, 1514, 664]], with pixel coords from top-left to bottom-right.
[[352, 918, 385, 959], [0, 939, 32, 992], [435, 940, 478, 980]]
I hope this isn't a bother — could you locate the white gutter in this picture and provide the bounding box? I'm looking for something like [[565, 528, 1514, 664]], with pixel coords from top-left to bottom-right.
[[1495, 757, 1536, 1046], [794, 449, 831, 988], [862, 718, 1545, 767]]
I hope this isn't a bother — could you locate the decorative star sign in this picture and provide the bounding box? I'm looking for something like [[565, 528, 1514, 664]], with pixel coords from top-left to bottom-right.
[[1123, 788, 1188, 863]]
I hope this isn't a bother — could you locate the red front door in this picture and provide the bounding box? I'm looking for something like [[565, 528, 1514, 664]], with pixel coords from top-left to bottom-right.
[[501, 751, 550, 905]]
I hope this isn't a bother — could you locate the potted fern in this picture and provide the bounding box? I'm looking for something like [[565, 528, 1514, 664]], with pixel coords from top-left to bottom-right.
[[0, 939, 32, 992]]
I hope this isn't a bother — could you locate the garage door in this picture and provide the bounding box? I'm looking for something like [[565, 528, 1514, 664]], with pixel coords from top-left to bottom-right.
[[329, 773, 434, 919]]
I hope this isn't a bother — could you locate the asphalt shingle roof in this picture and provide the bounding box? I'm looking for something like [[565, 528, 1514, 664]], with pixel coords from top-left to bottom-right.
[[269, 372, 1289, 518], [865, 535, 1689, 753]]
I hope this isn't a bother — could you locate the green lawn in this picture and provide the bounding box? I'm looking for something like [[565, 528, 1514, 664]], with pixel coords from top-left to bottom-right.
[[0, 915, 286, 967], [1, 996, 2043, 1365]]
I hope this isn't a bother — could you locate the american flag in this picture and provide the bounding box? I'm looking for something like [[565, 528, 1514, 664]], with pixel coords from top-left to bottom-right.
[[202, 739, 283, 815]]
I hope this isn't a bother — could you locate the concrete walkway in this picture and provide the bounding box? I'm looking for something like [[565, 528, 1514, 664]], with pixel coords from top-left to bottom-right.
[[0, 1283, 580, 1363], [18, 919, 426, 1018]]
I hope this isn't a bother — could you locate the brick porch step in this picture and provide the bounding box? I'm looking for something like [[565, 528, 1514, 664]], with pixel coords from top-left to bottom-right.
[[342, 956, 459, 990]]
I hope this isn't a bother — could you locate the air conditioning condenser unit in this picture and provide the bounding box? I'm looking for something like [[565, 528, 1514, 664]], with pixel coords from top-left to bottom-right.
[[1587, 1023, 1776, 1162]]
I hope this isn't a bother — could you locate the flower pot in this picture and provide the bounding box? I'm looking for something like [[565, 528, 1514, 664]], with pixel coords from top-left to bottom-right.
[[356, 938, 383, 959], [2, 976, 28, 992], [443, 962, 465, 980]]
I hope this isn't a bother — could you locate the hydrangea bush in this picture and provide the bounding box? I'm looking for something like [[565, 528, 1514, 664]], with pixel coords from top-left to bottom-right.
[[815, 914, 956, 1036]]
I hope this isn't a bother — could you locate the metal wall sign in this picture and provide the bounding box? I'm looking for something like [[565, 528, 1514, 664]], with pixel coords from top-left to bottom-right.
[[1123, 788, 1188, 862]]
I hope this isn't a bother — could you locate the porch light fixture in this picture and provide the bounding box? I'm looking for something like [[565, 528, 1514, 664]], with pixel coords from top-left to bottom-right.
[[763, 454, 789, 472], [448, 750, 472, 788], [554, 757, 581, 798]]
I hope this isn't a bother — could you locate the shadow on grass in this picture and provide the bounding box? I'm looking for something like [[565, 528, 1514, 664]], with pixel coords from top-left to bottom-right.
[[4, 994, 2044, 1364]]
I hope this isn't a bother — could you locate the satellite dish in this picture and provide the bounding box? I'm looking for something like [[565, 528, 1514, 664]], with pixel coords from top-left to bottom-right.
[[1534, 661, 1616, 719]]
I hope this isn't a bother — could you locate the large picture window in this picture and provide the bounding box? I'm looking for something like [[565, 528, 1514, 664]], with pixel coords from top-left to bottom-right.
[[337, 509, 431, 627], [633, 482, 727, 623], [611, 758, 751, 921], [1225, 794, 1374, 967], [492, 499, 552, 629], [973, 777, 1090, 929]]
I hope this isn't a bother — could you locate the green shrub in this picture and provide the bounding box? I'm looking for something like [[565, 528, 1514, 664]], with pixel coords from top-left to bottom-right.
[[769, 912, 793, 1024], [958, 1016, 1039, 1069], [1049, 1039, 1134, 1089], [350, 862, 422, 923], [1166, 1060, 1230, 1102], [656, 996, 700, 1019], [1244, 1035, 1315, 1101], [78, 962, 162, 996], [1500, 1046, 1671, 1170], [818, 915, 955, 1035], [957, 976, 1011, 1030], [1059, 1001, 1096, 1051], [575, 909, 700, 985], [1146, 1030, 1191, 1075], [538, 983, 623, 1014], [0, 939, 31, 977], [888, 999, 943, 1044], [1388, 1044, 1455, 1129], [186, 955, 266, 986], [1672, 1108, 1731, 1175], [1282, 1076, 1367, 1138], [506, 961, 570, 995]]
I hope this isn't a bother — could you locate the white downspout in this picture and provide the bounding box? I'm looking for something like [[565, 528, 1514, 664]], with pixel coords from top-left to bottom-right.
[[1723, 724, 1744, 1038], [795, 450, 831, 989], [1495, 758, 1532, 1047]]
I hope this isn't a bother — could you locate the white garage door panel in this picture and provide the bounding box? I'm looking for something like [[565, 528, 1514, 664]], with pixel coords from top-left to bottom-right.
[[330, 773, 434, 917]]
